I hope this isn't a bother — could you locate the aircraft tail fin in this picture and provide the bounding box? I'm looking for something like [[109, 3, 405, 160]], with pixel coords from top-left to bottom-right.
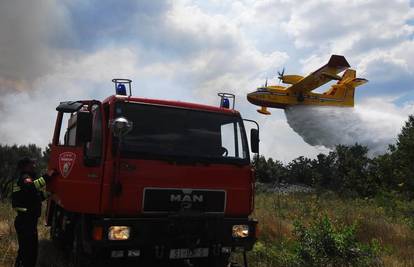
[[339, 69, 356, 83], [346, 78, 368, 88], [322, 70, 367, 106], [338, 69, 368, 87]]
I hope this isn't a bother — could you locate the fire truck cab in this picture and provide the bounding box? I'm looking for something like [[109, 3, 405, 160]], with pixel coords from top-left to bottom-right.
[[46, 79, 259, 266]]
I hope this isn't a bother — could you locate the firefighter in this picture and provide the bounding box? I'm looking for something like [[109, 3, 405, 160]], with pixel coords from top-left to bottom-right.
[[11, 157, 57, 267]]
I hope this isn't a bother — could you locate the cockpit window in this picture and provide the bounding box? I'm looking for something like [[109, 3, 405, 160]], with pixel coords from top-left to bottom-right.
[[257, 87, 268, 92]]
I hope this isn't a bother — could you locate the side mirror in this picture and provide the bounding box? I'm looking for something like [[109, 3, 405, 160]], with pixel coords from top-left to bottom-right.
[[111, 117, 133, 138], [250, 128, 259, 154]]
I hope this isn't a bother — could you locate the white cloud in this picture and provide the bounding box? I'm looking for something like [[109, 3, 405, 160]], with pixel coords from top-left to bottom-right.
[[281, 0, 414, 52], [138, 1, 289, 103]]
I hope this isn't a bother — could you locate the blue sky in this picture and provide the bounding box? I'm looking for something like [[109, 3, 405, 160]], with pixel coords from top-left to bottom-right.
[[0, 0, 413, 161]]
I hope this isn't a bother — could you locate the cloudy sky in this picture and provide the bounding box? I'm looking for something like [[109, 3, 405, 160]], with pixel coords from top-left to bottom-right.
[[1, 0, 413, 162]]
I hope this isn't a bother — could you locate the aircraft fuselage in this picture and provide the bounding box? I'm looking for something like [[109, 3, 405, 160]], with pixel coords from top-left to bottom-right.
[[247, 85, 355, 110]]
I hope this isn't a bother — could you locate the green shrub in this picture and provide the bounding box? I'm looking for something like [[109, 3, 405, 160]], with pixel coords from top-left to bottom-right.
[[249, 241, 300, 267], [293, 215, 381, 267]]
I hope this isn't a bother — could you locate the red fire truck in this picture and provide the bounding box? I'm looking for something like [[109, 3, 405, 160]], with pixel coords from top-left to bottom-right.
[[46, 79, 259, 266]]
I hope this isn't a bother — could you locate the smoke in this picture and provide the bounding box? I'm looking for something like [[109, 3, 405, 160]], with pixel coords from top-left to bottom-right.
[[284, 100, 414, 156], [0, 0, 70, 94]]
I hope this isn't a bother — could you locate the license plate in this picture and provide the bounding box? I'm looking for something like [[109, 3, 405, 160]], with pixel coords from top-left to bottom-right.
[[169, 248, 209, 259]]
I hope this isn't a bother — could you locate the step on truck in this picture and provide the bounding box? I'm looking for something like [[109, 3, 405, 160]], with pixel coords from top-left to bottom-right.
[[46, 79, 260, 267]]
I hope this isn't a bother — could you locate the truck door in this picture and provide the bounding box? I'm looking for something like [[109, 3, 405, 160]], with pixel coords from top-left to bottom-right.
[[48, 101, 105, 214]]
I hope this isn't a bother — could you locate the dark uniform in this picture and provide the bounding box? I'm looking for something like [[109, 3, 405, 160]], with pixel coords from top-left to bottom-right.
[[11, 158, 54, 267]]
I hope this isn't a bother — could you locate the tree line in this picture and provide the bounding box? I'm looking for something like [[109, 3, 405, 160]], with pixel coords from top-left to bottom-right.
[[254, 115, 414, 198]]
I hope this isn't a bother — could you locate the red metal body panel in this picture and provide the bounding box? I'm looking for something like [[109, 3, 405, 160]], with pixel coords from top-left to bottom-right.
[[98, 159, 253, 216]]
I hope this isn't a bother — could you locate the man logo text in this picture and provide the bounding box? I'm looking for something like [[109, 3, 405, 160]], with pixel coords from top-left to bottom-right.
[[170, 194, 204, 203]]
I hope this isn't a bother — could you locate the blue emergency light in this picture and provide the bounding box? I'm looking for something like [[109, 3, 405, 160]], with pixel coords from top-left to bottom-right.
[[218, 92, 235, 109], [116, 84, 127, 95], [112, 79, 132, 96], [221, 98, 230, 109]]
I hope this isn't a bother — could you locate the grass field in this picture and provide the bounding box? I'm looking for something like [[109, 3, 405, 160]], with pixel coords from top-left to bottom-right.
[[1, 191, 414, 267], [246, 191, 414, 267]]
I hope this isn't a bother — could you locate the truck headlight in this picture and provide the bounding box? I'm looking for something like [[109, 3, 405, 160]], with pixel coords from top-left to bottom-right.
[[108, 226, 131, 240], [232, 225, 249, 238]]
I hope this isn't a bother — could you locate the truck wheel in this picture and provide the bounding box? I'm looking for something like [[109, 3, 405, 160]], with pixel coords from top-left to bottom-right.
[[72, 223, 89, 267]]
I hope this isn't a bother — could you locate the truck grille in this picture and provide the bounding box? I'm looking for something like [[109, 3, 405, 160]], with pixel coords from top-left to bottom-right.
[[143, 188, 226, 213]]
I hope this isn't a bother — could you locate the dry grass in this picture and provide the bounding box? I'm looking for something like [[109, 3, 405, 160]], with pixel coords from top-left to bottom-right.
[[0, 202, 71, 267], [0, 203, 17, 267]]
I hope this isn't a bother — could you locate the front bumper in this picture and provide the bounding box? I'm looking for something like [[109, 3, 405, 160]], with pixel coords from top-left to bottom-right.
[[86, 216, 257, 260]]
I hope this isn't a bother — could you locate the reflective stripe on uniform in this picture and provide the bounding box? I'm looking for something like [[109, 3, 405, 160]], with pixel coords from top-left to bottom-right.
[[33, 177, 46, 190], [38, 177, 46, 186], [14, 207, 27, 212]]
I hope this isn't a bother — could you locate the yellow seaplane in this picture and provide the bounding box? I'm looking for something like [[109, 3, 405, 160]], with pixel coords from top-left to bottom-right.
[[247, 55, 368, 115]]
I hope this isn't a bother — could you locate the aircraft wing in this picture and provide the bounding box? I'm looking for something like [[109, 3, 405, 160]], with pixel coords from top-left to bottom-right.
[[287, 55, 350, 94]]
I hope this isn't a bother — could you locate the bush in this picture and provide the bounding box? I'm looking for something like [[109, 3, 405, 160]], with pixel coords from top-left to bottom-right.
[[249, 241, 300, 267], [293, 215, 381, 267]]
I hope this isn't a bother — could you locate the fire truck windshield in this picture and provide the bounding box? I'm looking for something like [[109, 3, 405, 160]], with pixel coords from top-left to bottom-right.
[[114, 102, 249, 164]]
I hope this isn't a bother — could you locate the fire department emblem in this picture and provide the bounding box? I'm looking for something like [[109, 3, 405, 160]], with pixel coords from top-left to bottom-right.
[[59, 152, 76, 178]]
